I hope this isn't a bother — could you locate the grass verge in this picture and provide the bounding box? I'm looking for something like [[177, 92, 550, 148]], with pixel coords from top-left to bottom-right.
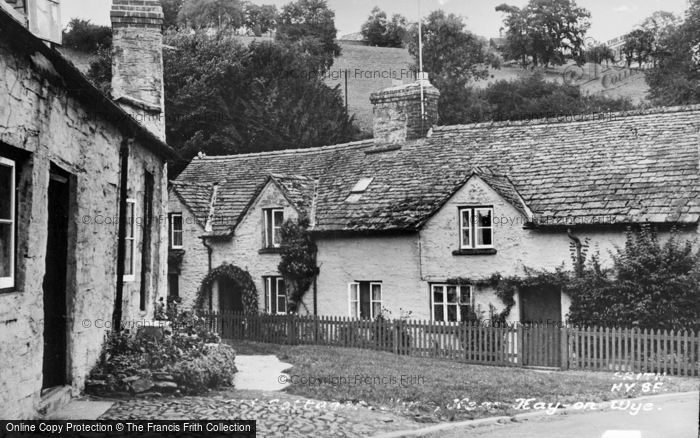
[[226, 340, 699, 423]]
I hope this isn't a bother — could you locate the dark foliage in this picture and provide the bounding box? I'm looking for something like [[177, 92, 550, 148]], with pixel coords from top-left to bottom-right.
[[361, 7, 407, 48], [178, 0, 246, 29], [646, 0, 700, 105], [163, 31, 358, 164], [275, 0, 341, 74], [196, 263, 259, 314], [496, 0, 591, 67], [89, 310, 236, 395], [62, 18, 112, 53], [278, 216, 319, 313], [450, 73, 636, 125], [567, 226, 700, 331]]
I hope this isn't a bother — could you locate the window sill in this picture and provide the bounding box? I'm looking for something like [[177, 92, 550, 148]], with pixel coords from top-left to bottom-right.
[[452, 248, 497, 256], [259, 247, 282, 254], [0, 287, 19, 295]]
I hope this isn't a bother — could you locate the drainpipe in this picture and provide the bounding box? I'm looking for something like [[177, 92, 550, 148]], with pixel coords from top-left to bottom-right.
[[567, 228, 583, 277], [113, 138, 132, 331], [201, 236, 213, 311]]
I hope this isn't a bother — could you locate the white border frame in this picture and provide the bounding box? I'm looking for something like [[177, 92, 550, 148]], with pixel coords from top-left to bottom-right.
[[263, 208, 284, 248], [0, 156, 15, 289], [170, 212, 183, 249], [123, 198, 136, 282]]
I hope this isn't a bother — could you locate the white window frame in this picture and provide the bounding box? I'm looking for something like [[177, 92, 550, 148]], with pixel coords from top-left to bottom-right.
[[265, 276, 287, 314], [431, 284, 474, 322], [474, 207, 494, 249], [0, 157, 15, 289], [123, 199, 136, 282], [264, 208, 284, 248], [170, 212, 183, 249], [348, 282, 382, 319], [459, 206, 494, 249]]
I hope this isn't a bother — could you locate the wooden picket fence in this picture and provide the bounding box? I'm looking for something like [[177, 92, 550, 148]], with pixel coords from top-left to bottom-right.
[[203, 312, 699, 377]]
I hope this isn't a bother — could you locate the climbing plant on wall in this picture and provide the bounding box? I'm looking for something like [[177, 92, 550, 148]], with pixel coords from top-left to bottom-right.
[[278, 216, 319, 313], [195, 264, 259, 314]]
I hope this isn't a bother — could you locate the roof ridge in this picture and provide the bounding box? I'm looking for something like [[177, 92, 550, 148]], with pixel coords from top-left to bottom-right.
[[194, 139, 375, 161], [434, 104, 700, 132]]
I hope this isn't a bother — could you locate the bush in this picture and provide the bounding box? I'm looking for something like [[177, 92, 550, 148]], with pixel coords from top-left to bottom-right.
[[172, 344, 237, 394], [88, 309, 236, 396], [567, 226, 700, 331]]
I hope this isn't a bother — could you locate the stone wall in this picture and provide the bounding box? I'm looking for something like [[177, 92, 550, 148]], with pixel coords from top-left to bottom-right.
[[0, 35, 168, 419], [167, 192, 208, 310]]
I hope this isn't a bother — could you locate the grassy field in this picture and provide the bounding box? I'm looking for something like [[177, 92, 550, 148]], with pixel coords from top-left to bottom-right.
[[228, 340, 698, 423]]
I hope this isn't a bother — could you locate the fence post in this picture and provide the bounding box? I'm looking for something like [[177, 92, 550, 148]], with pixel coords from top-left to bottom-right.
[[517, 323, 524, 367], [560, 326, 569, 370], [393, 320, 400, 355]]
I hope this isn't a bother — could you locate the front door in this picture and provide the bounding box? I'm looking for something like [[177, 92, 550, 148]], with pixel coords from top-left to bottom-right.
[[520, 286, 562, 368], [42, 169, 70, 389], [219, 277, 243, 313]]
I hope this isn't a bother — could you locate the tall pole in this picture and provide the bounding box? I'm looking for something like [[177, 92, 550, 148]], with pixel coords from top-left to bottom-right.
[[418, 0, 425, 130]]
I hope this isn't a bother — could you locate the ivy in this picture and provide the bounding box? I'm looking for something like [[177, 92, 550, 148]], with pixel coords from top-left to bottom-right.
[[447, 267, 570, 323], [195, 264, 258, 315], [278, 216, 320, 313]]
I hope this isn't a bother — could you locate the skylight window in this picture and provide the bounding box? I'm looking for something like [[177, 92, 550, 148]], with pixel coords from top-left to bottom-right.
[[351, 177, 374, 193]]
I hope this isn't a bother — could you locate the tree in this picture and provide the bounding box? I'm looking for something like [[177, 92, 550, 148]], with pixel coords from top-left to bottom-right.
[[163, 31, 359, 165], [275, 0, 341, 74], [567, 226, 700, 331], [178, 0, 246, 29], [646, 0, 700, 105], [360, 7, 407, 48], [461, 72, 635, 124], [496, 0, 591, 67], [584, 44, 616, 67], [622, 29, 654, 67], [245, 3, 277, 36], [62, 18, 112, 53], [641, 10, 681, 65], [406, 10, 492, 125], [162, 0, 185, 29]]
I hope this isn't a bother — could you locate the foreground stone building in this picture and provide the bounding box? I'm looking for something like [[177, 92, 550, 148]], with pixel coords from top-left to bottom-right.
[[0, 0, 176, 419], [170, 78, 699, 324]]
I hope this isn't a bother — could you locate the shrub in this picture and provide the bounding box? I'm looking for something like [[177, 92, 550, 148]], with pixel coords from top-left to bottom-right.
[[89, 309, 235, 395], [172, 344, 237, 394], [567, 226, 700, 331]]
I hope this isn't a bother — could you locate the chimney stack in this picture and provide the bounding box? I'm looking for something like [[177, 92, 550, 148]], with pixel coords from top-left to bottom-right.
[[369, 74, 440, 144], [110, 0, 165, 140]]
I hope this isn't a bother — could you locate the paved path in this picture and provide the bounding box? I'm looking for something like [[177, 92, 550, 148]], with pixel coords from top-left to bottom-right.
[[416, 392, 699, 438], [233, 355, 292, 391], [99, 389, 420, 437]]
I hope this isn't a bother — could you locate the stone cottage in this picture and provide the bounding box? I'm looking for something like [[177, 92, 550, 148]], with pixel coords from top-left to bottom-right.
[[0, 0, 176, 419], [169, 79, 700, 325]]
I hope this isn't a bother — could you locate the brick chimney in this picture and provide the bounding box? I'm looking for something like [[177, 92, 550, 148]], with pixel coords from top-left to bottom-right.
[[369, 73, 440, 144], [110, 0, 165, 140]]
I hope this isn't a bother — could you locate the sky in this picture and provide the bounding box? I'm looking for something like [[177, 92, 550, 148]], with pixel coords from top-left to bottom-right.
[[61, 0, 691, 42]]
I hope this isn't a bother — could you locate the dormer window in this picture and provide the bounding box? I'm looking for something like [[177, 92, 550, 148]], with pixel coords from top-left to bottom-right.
[[263, 208, 284, 248], [459, 207, 494, 249]]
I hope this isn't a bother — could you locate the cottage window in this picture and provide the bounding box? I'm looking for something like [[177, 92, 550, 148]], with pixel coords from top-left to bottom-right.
[[169, 212, 183, 249], [431, 284, 473, 322], [264, 276, 287, 314], [263, 208, 284, 248], [0, 157, 15, 289], [349, 282, 382, 319], [459, 207, 494, 249], [123, 199, 136, 281]]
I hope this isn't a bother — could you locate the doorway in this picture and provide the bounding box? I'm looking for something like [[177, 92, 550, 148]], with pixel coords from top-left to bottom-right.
[[520, 285, 562, 368], [219, 277, 244, 313], [42, 169, 70, 389]]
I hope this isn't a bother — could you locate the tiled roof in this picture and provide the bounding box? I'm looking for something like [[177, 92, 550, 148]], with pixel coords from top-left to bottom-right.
[[174, 105, 700, 235], [171, 181, 215, 229], [270, 174, 317, 214]]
